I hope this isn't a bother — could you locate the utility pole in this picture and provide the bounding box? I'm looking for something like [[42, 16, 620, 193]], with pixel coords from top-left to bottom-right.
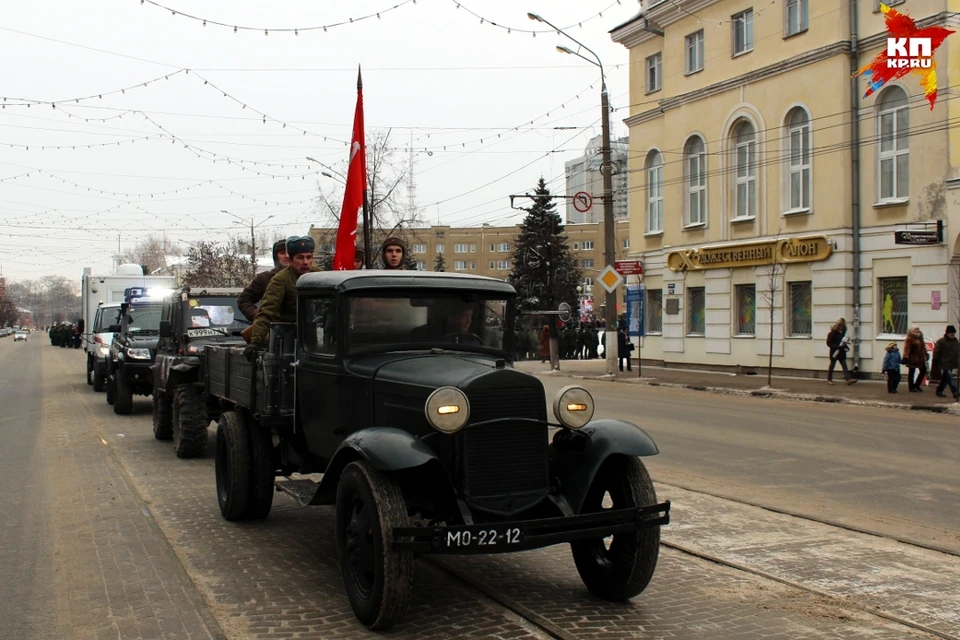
[[222, 209, 274, 279]]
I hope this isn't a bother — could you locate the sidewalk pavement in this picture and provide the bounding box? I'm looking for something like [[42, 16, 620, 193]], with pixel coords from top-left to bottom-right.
[[513, 357, 960, 415]]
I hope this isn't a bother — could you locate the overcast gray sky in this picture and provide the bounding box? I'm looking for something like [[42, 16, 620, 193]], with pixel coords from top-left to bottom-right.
[[0, 0, 638, 283]]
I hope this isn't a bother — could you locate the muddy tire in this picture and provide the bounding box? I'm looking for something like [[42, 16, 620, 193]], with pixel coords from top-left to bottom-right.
[[172, 383, 208, 459], [93, 369, 106, 392], [215, 411, 250, 521], [571, 455, 660, 601], [113, 372, 133, 415], [336, 461, 413, 630], [152, 391, 173, 440], [245, 424, 275, 520]]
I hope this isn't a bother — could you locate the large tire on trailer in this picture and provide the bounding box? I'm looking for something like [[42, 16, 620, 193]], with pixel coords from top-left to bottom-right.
[[172, 383, 208, 458], [336, 461, 413, 630], [113, 371, 133, 415], [215, 411, 250, 521], [152, 391, 173, 440], [93, 369, 106, 392], [570, 455, 661, 601], [244, 423, 275, 520]]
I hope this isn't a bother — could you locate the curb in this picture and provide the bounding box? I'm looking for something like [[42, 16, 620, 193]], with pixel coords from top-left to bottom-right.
[[533, 371, 960, 416]]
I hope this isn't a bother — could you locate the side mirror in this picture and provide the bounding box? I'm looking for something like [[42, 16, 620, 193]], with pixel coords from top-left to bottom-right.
[[159, 320, 172, 338], [107, 324, 121, 333]]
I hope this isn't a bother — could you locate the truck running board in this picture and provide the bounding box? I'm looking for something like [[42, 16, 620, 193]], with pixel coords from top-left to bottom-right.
[[275, 478, 321, 508]]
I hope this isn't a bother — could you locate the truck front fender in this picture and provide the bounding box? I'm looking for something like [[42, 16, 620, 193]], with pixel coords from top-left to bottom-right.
[[309, 428, 446, 505], [552, 419, 659, 515]]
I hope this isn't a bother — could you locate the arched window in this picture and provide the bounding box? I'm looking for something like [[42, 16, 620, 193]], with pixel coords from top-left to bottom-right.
[[786, 108, 811, 211], [733, 121, 757, 219], [878, 86, 909, 200], [684, 136, 707, 225], [646, 150, 664, 232]]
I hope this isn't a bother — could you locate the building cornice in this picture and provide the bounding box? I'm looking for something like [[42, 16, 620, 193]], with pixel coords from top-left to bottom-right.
[[611, 0, 723, 48], [858, 11, 956, 51], [623, 41, 850, 127]]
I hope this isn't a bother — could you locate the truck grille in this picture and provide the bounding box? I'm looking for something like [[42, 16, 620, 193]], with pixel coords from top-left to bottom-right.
[[461, 387, 548, 515]]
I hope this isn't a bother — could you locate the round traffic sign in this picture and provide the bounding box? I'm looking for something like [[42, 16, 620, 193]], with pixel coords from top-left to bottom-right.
[[558, 302, 572, 323], [573, 191, 593, 213]]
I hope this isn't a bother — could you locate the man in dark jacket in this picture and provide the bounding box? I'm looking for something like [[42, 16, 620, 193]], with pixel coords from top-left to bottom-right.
[[933, 324, 959, 399], [244, 236, 318, 360], [237, 239, 290, 321]]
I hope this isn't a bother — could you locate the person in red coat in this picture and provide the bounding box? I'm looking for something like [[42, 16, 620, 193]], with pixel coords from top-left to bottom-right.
[[538, 325, 550, 363]]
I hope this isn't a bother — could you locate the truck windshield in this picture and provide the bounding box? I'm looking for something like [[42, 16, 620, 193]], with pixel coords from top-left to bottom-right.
[[125, 306, 162, 332], [189, 297, 248, 331], [346, 294, 510, 355]]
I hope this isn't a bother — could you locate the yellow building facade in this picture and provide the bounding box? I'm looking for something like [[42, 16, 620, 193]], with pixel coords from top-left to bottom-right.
[[613, 0, 960, 375]]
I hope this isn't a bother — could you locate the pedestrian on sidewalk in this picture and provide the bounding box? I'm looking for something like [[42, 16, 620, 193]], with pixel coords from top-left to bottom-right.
[[932, 324, 959, 399], [538, 325, 550, 364], [617, 326, 633, 372], [882, 342, 902, 393], [903, 326, 928, 392], [826, 318, 857, 385]]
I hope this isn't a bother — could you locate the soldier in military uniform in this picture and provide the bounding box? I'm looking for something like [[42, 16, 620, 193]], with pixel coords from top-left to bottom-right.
[[244, 236, 319, 361], [237, 239, 291, 322], [380, 236, 407, 270]]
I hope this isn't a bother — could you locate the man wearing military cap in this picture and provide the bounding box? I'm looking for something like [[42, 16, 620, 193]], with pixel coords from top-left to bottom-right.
[[245, 235, 319, 360], [380, 236, 407, 270]]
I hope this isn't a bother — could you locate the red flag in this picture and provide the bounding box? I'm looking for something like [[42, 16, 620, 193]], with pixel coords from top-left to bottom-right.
[[333, 69, 366, 270]]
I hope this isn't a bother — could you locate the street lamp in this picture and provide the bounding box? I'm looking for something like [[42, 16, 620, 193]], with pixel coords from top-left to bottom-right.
[[222, 209, 275, 279], [528, 11, 619, 376]]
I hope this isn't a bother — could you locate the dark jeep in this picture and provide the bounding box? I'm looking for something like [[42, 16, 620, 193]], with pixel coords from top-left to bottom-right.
[[204, 271, 669, 630], [106, 298, 163, 414], [152, 287, 248, 458]]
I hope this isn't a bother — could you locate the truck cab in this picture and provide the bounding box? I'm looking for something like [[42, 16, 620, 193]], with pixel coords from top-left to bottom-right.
[[205, 271, 669, 630]]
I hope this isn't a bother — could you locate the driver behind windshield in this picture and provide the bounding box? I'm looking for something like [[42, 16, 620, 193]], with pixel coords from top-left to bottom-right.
[[410, 300, 477, 345]]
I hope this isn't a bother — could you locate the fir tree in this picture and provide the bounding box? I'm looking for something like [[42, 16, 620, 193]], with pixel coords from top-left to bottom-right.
[[508, 177, 582, 311], [433, 253, 446, 272]]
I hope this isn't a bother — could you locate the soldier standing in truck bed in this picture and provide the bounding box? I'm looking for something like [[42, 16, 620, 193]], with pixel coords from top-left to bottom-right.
[[237, 239, 291, 322]]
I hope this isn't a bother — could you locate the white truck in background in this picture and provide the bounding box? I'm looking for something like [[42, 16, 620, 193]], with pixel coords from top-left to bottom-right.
[[81, 265, 177, 387]]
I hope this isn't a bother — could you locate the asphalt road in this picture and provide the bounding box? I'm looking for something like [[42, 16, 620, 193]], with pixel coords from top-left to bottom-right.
[[539, 375, 960, 553], [0, 336, 56, 639]]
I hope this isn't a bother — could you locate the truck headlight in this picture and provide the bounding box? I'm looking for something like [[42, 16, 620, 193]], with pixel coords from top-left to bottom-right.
[[425, 387, 470, 434], [552, 385, 594, 430], [98, 345, 111, 357], [125, 348, 151, 360]]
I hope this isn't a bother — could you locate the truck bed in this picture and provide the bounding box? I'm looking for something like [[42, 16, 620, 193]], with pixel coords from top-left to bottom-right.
[[205, 345, 257, 409]]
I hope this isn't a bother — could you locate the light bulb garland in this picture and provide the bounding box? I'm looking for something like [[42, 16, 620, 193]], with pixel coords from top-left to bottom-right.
[[137, 0, 416, 34], [0, 69, 189, 110], [451, 0, 622, 35]]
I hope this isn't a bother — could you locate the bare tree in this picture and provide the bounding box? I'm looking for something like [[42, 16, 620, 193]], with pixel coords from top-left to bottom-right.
[[758, 235, 785, 388], [117, 233, 183, 274]]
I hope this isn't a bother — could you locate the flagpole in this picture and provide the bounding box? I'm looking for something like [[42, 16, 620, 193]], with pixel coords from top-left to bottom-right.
[[358, 67, 372, 269]]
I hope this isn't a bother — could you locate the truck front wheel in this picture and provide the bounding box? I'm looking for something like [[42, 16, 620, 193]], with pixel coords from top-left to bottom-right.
[[570, 455, 660, 601], [105, 372, 115, 405], [93, 368, 106, 392], [172, 383, 208, 458], [152, 391, 173, 440], [216, 411, 250, 521], [86, 354, 93, 385], [113, 371, 133, 415], [336, 461, 413, 630]]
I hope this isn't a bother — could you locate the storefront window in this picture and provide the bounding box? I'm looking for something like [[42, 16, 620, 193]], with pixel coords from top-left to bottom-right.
[[788, 281, 812, 337], [735, 285, 756, 335], [647, 289, 663, 333], [879, 277, 908, 335], [687, 287, 705, 335]]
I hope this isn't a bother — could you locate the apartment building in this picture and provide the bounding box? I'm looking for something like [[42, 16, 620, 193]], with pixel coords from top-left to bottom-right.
[[564, 135, 631, 223], [612, 0, 960, 375]]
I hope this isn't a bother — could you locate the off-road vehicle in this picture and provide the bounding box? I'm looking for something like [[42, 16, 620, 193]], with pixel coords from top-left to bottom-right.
[[152, 287, 248, 458], [106, 294, 163, 414], [203, 271, 670, 630]]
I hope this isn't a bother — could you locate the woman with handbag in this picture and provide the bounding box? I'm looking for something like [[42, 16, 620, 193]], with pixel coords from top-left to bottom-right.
[[902, 326, 928, 392], [826, 318, 856, 385]]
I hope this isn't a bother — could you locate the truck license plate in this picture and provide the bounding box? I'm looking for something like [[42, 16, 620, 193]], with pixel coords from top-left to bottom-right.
[[443, 526, 523, 549]]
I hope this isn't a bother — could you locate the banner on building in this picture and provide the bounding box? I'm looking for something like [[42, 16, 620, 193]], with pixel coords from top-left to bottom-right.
[[626, 285, 644, 337]]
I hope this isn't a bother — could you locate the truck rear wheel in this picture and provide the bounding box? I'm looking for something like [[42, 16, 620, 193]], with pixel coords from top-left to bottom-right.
[[245, 425, 275, 520], [336, 461, 413, 630], [570, 455, 660, 601], [152, 391, 173, 440], [216, 411, 249, 521], [173, 383, 208, 458], [113, 371, 133, 415]]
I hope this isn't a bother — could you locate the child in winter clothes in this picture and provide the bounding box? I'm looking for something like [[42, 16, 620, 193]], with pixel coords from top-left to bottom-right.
[[882, 342, 902, 393]]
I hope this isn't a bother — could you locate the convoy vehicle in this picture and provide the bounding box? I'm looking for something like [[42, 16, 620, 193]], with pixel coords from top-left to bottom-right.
[[81, 264, 176, 386], [106, 292, 164, 414], [204, 271, 670, 630], [90, 303, 122, 391], [152, 287, 248, 458]]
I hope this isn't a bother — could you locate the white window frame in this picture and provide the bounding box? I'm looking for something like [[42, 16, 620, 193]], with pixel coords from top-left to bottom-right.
[[623, 238, 630, 249], [582, 240, 594, 250], [436, 244, 445, 253], [469, 261, 476, 270], [733, 122, 757, 221], [454, 260, 467, 270], [685, 30, 704, 74], [877, 86, 910, 203], [646, 151, 665, 233], [469, 243, 477, 253], [582, 259, 595, 269], [497, 260, 510, 270], [498, 242, 510, 252], [684, 136, 707, 226], [646, 53, 662, 94], [454, 243, 468, 253], [415, 261, 426, 271], [489, 261, 495, 270], [784, 0, 808, 36], [732, 9, 754, 56], [785, 108, 811, 213], [413, 243, 427, 254]]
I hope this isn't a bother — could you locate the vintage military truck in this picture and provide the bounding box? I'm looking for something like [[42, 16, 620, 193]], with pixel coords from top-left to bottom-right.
[[204, 271, 670, 630], [152, 287, 248, 458]]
